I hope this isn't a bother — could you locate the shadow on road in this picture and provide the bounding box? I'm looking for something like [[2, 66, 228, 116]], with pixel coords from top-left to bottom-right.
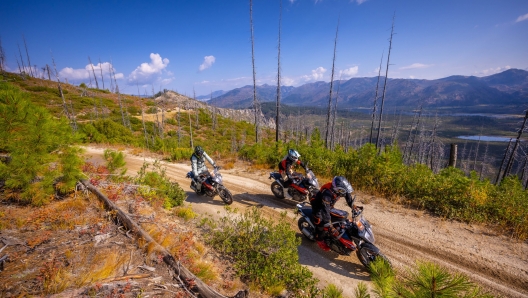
[[297, 235, 371, 281], [184, 191, 230, 207]]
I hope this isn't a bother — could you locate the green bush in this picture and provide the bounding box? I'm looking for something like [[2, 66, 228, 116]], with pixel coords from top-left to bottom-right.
[[135, 160, 186, 209], [203, 207, 318, 295]]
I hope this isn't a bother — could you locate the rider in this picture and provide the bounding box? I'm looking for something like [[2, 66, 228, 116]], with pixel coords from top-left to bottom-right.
[[190, 146, 217, 192], [310, 176, 357, 251], [278, 149, 308, 199]]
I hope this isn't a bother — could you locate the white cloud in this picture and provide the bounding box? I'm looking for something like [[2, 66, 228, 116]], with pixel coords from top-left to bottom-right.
[[128, 53, 170, 85], [302, 67, 326, 82], [59, 67, 90, 81], [474, 66, 511, 76], [58, 61, 124, 83], [516, 13, 528, 22], [355, 0, 368, 4], [399, 63, 433, 70], [339, 66, 359, 79], [199, 55, 216, 71], [409, 75, 415, 79], [282, 77, 295, 86], [161, 78, 173, 85]]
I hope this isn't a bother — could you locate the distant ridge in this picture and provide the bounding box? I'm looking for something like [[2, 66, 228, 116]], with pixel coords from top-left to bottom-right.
[[206, 69, 528, 111]]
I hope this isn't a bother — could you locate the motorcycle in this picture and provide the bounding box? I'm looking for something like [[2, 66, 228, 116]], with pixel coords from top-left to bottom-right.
[[186, 166, 233, 205], [296, 201, 390, 269], [268, 169, 319, 202]]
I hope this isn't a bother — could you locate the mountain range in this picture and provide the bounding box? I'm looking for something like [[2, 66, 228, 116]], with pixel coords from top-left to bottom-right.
[[206, 69, 528, 112]]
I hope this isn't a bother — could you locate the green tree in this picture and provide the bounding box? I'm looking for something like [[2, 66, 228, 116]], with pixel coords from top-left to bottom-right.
[[0, 82, 83, 205]]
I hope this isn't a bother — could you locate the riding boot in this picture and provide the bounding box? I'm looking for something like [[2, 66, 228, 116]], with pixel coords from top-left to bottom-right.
[[315, 229, 330, 251]]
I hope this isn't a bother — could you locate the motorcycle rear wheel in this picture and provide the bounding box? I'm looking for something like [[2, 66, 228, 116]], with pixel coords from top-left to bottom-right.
[[271, 181, 285, 199], [217, 185, 233, 205], [356, 242, 391, 269]]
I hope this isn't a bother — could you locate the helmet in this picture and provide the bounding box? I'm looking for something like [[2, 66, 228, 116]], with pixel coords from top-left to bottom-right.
[[331, 176, 353, 196], [288, 149, 300, 162], [194, 146, 204, 157]]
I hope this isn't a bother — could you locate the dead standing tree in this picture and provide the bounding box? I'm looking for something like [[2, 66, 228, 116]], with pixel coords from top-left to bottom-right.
[[503, 110, 528, 179], [370, 52, 384, 144], [249, 0, 260, 143], [22, 35, 34, 77], [275, 0, 283, 142], [0, 36, 5, 72], [325, 20, 339, 149], [376, 14, 395, 151], [88, 56, 99, 89], [98, 58, 105, 90], [51, 53, 77, 131]]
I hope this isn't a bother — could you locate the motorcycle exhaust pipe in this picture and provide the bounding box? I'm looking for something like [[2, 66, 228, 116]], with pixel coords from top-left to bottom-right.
[[301, 228, 314, 240]]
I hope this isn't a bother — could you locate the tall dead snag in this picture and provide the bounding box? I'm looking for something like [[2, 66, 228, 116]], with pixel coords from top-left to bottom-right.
[[249, 0, 259, 143], [45, 64, 51, 80], [22, 35, 34, 77], [176, 104, 181, 147], [88, 56, 99, 89], [376, 14, 395, 150], [370, 52, 383, 144], [98, 58, 105, 90], [275, 0, 283, 142], [111, 64, 130, 130], [51, 53, 77, 131], [17, 44, 27, 75], [496, 138, 513, 184], [330, 76, 342, 150], [504, 110, 528, 178], [189, 105, 194, 148], [405, 104, 422, 164], [0, 36, 5, 72], [325, 20, 339, 149]]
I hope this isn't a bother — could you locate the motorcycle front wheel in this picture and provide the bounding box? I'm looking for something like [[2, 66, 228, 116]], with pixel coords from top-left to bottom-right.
[[217, 185, 233, 205], [356, 242, 391, 269], [271, 181, 285, 199]]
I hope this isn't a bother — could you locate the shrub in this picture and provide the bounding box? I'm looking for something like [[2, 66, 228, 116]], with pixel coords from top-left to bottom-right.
[[135, 160, 186, 209], [203, 207, 318, 295]]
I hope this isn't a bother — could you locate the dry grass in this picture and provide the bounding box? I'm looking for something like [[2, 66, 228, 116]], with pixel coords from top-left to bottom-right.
[[173, 205, 197, 221]]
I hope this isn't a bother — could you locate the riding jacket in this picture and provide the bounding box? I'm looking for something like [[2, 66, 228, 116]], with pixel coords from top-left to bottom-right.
[[310, 182, 354, 227], [191, 152, 215, 178], [278, 156, 307, 182]]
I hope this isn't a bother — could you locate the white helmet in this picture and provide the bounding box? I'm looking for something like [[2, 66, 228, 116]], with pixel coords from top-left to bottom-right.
[[288, 149, 300, 162]]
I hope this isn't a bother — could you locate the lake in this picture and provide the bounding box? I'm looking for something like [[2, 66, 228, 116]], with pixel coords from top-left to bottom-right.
[[457, 136, 527, 142]]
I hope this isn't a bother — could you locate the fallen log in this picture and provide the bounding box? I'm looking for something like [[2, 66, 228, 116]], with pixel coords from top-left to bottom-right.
[[80, 179, 248, 298]]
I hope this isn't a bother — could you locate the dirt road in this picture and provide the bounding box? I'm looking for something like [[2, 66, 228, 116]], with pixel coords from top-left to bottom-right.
[[84, 146, 528, 298]]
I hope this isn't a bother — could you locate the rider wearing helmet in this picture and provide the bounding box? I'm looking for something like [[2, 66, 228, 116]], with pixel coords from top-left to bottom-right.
[[310, 176, 357, 251], [278, 149, 308, 197], [190, 146, 216, 192]]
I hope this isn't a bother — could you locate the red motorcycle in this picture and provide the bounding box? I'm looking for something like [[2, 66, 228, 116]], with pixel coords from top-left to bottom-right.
[[268, 169, 319, 202]]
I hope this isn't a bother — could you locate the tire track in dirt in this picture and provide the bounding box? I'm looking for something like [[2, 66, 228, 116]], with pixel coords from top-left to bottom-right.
[[375, 228, 528, 298]]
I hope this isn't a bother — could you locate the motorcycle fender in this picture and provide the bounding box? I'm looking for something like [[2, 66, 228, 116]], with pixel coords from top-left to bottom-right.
[[274, 179, 285, 188], [300, 215, 315, 228]]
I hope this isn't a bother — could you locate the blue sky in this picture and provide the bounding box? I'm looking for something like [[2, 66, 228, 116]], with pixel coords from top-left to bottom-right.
[[1, 0, 527, 97]]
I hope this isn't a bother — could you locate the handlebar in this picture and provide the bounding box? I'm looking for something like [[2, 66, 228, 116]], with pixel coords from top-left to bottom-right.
[[352, 205, 364, 217]]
